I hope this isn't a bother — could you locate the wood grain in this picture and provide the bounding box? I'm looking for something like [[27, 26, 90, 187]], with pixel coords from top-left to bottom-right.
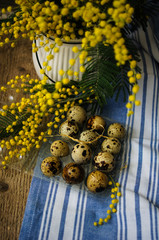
[[0, 39, 38, 240]]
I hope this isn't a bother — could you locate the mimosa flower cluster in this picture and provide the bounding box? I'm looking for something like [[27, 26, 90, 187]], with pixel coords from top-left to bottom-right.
[[0, 0, 141, 116], [0, 74, 96, 168], [94, 181, 122, 226]]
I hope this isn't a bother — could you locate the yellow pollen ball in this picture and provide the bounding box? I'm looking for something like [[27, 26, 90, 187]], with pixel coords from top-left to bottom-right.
[[129, 95, 135, 102], [109, 204, 114, 208], [135, 100, 141, 106], [132, 84, 140, 94], [129, 77, 136, 83], [126, 102, 132, 109], [53, 46, 58, 53], [112, 208, 117, 213], [130, 60, 137, 69], [52, 92, 60, 99], [61, 8, 69, 16], [62, 78, 69, 85], [59, 69, 65, 76], [55, 81, 62, 90], [127, 110, 134, 116], [80, 66, 85, 73], [107, 215, 111, 220], [136, 73, 142, 80], [72, 46, 79, 53], [69, 59, 76, 66], [107, 210, 111, 214], [40, 69, 45, 74], [47, 66, 52, 71], [67, 70, 73, 76], [47, 99, 54, 106]]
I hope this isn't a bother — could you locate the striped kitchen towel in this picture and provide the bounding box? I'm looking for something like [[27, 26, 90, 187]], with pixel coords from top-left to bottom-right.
[[19, 24, 159, 240]]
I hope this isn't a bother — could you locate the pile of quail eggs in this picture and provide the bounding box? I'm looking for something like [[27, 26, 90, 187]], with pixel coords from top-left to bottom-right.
[[41, 105, 126, 193]]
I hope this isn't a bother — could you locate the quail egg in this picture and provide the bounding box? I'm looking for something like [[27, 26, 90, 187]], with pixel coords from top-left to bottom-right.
[[67, 105, 87, 125], [41, 156, 62, 177], [79, 129, 99, 146], [62, 162, 85, 184], [71, 143, 92, 164], [94, 151, 115, 172], [86, 170, 108, 193], [87, 115, 106, 133], [50, 140, 69, 157], [59, 120, 79, 140], [101, 137, 121, 155], [107, 123, 125, 140]]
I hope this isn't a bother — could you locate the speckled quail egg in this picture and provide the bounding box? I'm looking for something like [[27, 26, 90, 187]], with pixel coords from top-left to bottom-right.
[[50, 140, 69, 157], [94, 151, 115, 172], [59, 120, 79, 140], [67, 106, 87, 125], [101, 137, 121, 155], [107, 123, 125, 140], [86, 170, 108, 193], [41, 156, 62, 177], [79, 130, 99, 146], [62, 162, 85, 184], [87, 115, 106, 133], [71, 143, 92, 164]]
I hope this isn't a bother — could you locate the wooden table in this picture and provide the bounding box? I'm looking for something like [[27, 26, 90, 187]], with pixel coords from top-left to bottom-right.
[[0, 39, 38, 240]]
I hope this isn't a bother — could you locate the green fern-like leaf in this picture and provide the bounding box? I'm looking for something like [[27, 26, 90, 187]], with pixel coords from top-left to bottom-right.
[[79, 44, 120, 108], [79, 37, 141, 109], [0, 110, 31, 140]]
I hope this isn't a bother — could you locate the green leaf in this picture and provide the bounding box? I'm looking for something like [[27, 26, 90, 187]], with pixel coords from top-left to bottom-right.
[[0, 109, 31, 140], [79, 43, 120, 108]]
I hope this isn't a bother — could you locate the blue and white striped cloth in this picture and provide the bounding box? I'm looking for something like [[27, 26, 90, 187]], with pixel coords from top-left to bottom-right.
[[19, 23, 159, 240]]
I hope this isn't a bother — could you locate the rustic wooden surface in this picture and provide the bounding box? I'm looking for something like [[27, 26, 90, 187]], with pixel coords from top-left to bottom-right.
[[0, 39, 38, 240]]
